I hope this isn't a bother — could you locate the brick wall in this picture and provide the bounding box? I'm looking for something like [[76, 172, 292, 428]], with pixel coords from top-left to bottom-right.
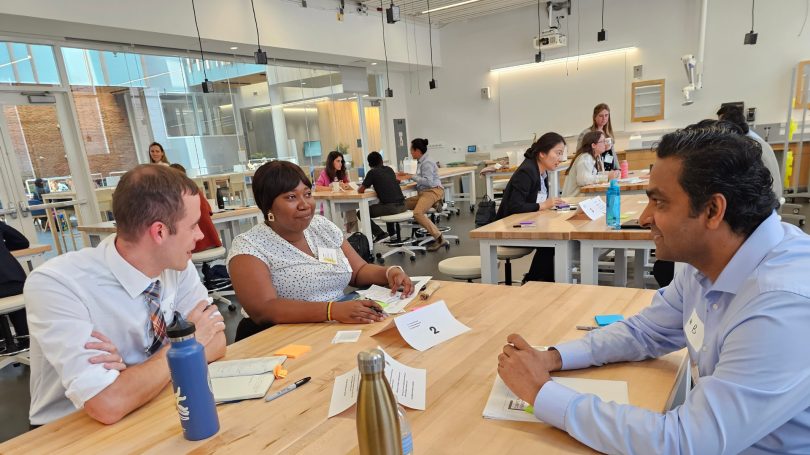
[[3, 86, 143, 183]]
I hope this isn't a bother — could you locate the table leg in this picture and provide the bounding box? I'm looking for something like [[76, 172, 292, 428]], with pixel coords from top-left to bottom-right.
[[634, 249, 649, 289], [480, 241, 498, 284], [580, 243, 600, 285], [550, 170, 560, 198], [469, 170, 477, 208], [485, 175, 494, 201], [613, 248, 627, 287], [359, 200, 374, 251], [554, 241, 574, 283], [48, 210, 63, 255]]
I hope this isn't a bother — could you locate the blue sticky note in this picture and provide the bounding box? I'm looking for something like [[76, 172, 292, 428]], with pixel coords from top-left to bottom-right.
[[595, 314, 625, 326]]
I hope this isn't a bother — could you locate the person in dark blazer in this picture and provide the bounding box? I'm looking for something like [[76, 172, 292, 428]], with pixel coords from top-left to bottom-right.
[[496, 133, 567, 283], [0, 221, 30, 337]]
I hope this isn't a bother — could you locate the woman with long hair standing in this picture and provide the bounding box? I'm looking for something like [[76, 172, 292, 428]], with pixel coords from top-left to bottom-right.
[[562, 130, 620, 197], [576, 104, 619, 171], [148, 142, 170, 165]]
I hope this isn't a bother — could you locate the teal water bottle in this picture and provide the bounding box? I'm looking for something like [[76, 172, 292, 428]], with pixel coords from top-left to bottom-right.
[[166, 312, 220, 440], [606, 180, 621, 229]]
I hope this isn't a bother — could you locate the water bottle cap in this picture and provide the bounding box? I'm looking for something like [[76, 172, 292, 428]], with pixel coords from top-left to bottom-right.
[[166, 311, 196, 339], [357, 348, 386, 374]]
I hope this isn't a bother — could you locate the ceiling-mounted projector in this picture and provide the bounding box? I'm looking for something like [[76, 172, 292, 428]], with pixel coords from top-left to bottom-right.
[[533, 29, 567, 50]]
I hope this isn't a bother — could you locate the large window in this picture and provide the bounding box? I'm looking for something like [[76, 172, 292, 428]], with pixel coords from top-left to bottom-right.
[[55, 46, 378, 184], [0, 42, 60, 86]]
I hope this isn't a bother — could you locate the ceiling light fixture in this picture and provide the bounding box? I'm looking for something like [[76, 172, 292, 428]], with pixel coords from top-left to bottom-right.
[[598, 0, 607, 41], [372, 62, 378, 65], [230, 46, 238, 50], [380, 0, 393, 97], [250, 0, 269, 63], [190, 0, 213, 93], [427, 0, 437, 89], [490, 46, 635, 72], [422, 0, 482, 14]]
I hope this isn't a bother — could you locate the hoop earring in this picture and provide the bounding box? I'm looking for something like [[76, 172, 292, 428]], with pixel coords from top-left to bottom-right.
[[267, 212, 275, 222]]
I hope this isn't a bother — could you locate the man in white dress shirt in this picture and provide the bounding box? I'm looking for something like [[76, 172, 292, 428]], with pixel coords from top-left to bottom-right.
[[25, 164, 226, 427]]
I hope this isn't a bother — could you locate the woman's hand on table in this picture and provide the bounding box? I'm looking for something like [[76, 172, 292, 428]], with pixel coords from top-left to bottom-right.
[[332, 300, 386, 324], [539, 197, 564, 210], [608, 170, 621, 181], [387, 269, 415, 298]]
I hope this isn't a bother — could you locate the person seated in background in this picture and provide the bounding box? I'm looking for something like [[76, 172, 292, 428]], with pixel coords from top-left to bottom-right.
[[24, 164, 226, 428], [718, 106, 782, 200], [32, 178, 50, 202], [496, 133, 566, 283], [226, 161, 415, 342], [498, 120, 810, 455], [561, 130, 620, 197], [395, 138, 448, 252], [315, 151, 356, 232], [169, 163, 222, 253], [0, 221, 31, 346], [357, 151, 407, 243]]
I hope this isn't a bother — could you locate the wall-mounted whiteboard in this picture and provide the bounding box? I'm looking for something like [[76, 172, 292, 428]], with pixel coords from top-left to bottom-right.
[[499, 52, 626, 142]]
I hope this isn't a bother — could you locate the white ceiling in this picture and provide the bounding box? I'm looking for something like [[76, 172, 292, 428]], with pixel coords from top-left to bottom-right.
[[360, 0, 543, 24]]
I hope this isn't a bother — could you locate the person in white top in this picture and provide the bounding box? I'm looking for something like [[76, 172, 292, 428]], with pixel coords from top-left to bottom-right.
[[226, 161, 415, 341], [148, 142, 170, 166], [24, 165, 226, 427], [561, 130, 620, 197]]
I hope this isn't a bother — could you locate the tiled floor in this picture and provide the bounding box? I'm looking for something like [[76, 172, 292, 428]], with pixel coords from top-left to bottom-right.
[[1, 198, 808, 443]]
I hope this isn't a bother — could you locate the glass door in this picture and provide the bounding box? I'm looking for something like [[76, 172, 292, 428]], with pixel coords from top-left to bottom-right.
[[0, 91, 99, 253]]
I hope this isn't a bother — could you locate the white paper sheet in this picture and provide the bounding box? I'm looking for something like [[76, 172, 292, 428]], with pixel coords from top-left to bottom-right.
[[378, 300, 471, 351], [328, 368, 362, 418], [615, 177, 644, 184], [360, 285, 402, 305], [483, 375, 629, 422], [327, 348, 427, 417], [332, 330, 362, 343], [578, 196, 607, 220], [358, 276, 432, 314]]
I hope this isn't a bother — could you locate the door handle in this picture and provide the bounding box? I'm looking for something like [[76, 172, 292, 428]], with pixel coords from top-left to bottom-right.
[[0, 202, 18, 219], [18, 201, 30, 218]]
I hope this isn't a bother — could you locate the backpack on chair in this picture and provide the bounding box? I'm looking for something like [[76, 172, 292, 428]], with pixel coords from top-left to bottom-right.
[[347, 232, 374, 263], [475, 195, 497, 227]]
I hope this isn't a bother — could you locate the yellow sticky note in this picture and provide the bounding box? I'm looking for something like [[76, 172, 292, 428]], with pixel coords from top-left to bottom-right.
[[274, 345, 312, 359], [620, 215, 629, 219]]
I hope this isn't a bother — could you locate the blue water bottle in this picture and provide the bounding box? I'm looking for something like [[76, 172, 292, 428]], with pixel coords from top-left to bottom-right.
[[166, 312, 220, 440], [606, 179, 621, 229]]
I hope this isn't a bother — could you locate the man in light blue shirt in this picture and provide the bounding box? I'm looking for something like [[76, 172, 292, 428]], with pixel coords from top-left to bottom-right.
[[396, 138, 448, 251], [498, 120, 810, 454]]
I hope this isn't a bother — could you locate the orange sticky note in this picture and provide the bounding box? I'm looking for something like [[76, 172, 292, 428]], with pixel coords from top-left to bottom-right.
[[273, 364, 287, 379], [274, 345, 312, 359]]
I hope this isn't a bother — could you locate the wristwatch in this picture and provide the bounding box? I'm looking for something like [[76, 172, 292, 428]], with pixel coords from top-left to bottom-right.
[[386, 266, 404, 279]]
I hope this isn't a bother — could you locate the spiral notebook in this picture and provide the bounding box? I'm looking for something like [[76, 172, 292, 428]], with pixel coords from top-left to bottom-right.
[[209, 356, 286, 403]]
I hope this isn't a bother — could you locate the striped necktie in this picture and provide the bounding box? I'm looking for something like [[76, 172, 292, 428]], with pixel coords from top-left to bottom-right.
[[144, 280, 169, 356]]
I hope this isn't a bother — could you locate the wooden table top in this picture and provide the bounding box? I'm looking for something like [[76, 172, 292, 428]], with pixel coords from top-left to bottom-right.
[[0, 281, 684, 455], [314, 183, 417, 200], [469, 197, 594, 240], [76, 208, 262, 234], [571, 194, 653, 241], [10, 244, 52, 257], [580, 173, 649, 193]]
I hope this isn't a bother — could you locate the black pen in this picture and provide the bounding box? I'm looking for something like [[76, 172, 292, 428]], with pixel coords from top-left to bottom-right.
[[265, 377, 311, 402]]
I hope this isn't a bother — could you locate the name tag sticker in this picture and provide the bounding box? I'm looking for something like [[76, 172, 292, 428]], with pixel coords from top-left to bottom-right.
[[684, 308, 705, 352], [536, 192, 547, 204], [605, 154, 614, 164], [318, 248, 339, 264]]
